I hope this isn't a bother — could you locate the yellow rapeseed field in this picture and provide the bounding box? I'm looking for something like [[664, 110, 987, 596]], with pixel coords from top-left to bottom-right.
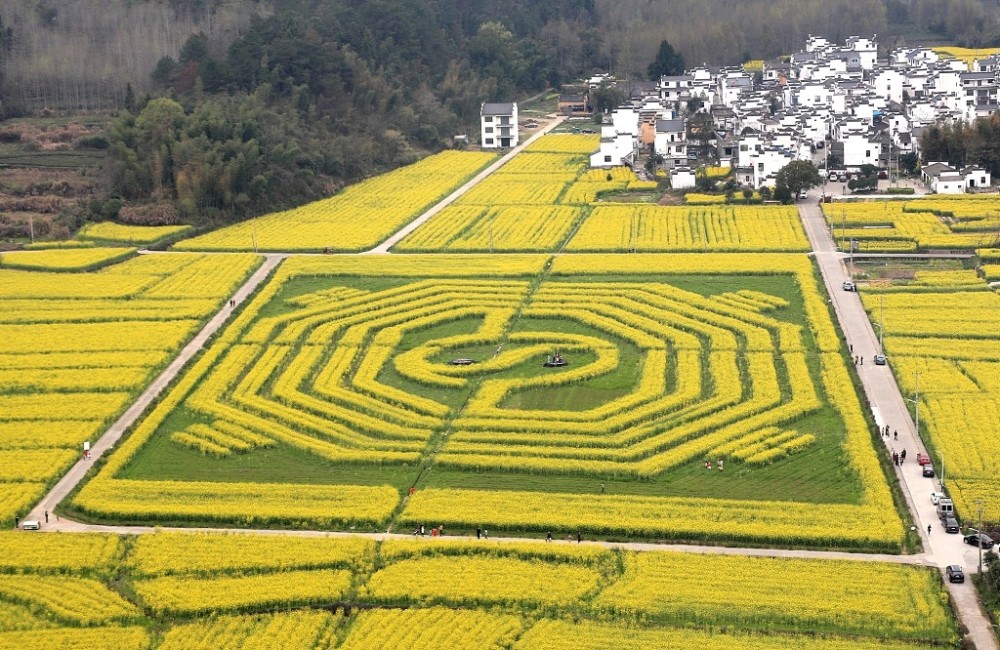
[[175, 150, 496, 252]]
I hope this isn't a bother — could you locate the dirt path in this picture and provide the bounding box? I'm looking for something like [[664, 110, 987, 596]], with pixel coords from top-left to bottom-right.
[[37, 518, 927, 564], [24, 254, 286, 525], [798, 197, 998, 650], [363, 115, 567, 254]]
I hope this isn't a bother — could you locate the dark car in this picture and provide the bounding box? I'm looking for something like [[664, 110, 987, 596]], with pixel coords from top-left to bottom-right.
[[946, 565, 965, 583], [922, 465, 935, 478], [874, 353, 887, 365], [943, 517, 960, 534], [964, 533, 995, 549]]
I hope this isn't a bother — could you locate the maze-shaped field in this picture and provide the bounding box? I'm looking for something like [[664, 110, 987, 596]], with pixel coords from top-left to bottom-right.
[[73, 255, 903, 548]]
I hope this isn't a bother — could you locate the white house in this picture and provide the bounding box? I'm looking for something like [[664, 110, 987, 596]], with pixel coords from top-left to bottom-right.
[[920, 162, 990, 193], [480, 102, 518, 149], [842, 132, 881, 168], [590, 125, 637, 168], [671, 167, 697, 189], [654, 118, 687, 167]]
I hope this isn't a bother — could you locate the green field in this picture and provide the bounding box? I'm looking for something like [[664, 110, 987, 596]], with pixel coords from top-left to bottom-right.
[[69, 253, 903, 549]]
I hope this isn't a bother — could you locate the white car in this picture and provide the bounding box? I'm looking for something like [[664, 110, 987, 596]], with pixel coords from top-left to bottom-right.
[[930, 491, 947, 505], [842, 281, 856, 292]]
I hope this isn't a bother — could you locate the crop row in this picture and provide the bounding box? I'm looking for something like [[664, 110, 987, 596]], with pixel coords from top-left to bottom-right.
[[864, 279, 999, 520], [175, 150, 496, 252], [0, 531, 956, 646]]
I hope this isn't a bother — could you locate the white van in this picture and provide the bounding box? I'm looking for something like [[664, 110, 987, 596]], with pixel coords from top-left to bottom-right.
[[21, 520, 40, 530]]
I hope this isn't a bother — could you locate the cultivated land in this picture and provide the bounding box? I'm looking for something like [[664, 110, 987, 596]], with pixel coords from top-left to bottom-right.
[[2, 134, 998, 648]]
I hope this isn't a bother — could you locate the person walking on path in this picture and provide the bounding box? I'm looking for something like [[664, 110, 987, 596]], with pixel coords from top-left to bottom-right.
[[892, 452, 899, 466], [900, 449, 906, 463], [860, 356, 863, 365], [600, 483, 605, 493], [476, 527, 481, 539], [927, 524, 932, 535], [44, 511, 48, 523], [893, 430, 897, 440], [577, 531, 582, 544], [546, 532, 552, 542]]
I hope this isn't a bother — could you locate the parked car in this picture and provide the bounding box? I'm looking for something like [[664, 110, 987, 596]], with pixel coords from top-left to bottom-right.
[[923, 464, 935, 478], [946, 565, 965, 583], [829, 172, 839, 181], [964, 533, 995, 549], [798, 189, 809, 200], [943, 517, 960, 533], [873, 353, 887, 365], [842, 281, 856, 292], [916, 453, 932, 466], [930, 491, 946, 505], [20, 520, 40, 531], [838, 174, 848, 182]]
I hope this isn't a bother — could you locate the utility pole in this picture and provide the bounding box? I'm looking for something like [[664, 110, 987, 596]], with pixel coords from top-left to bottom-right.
[[879, 294, 884, 352], [976, 499, 985, 575], [842, 211, 847, 254]]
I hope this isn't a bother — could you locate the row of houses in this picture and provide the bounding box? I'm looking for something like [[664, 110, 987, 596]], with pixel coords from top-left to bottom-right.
[[587, 35, 995, 193]]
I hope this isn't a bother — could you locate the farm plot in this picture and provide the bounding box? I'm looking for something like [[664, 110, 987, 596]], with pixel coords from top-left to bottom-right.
[[395, 134, 655, 252], [823, 196, 1000, 252], [0, 531, 957, 648], [0, 252, 261, 524], [72, 253, 901, 549], [861, 271, 1000, 522], [565, 204, 810, 252], [173, 150, 496, 252]]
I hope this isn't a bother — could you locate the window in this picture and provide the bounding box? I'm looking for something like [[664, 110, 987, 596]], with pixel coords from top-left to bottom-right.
[[484, 116, 493, 122], [485, 127, 493, 133], [485, 138, 494, 145], [865, 150, 870, 158], [604, 155, 612, 162]]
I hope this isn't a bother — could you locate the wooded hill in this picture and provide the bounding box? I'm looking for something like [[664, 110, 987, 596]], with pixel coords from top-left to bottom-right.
[[2, 0, 1000, 228]]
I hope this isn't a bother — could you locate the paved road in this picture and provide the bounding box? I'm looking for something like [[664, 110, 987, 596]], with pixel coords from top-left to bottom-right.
[[799, 196, 999, 650], [24, 254, 286, 525], [364, 115, 567, 254]]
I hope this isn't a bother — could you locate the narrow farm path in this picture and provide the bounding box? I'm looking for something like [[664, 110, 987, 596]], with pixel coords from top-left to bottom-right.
[[25, 254, 286, 525], [798, 196, 999, 650], [363, 114, 567, 254], [37, 518, 927, 565]]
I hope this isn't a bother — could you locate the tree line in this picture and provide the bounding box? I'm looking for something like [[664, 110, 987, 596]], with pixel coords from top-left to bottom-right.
[[920, 114, 1000, 176], [99, 0, 602, 224]]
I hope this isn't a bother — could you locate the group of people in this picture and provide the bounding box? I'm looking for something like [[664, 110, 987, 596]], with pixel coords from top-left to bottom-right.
[[703, 459, 724, 471], [412, 524, 445, 537], [892, 448, 907, 466], [545, 531, 582, 543], [879, 425, 898, 441]]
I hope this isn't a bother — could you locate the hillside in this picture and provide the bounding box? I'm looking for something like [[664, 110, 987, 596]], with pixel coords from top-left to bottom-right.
[[2, 0, 1000, 236]]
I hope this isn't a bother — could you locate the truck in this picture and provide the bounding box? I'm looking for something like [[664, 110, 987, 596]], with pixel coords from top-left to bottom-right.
[[937, 498, 955, 521]]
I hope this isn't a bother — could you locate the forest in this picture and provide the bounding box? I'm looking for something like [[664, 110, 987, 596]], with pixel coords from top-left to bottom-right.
[[2, 0, 1000, 225]]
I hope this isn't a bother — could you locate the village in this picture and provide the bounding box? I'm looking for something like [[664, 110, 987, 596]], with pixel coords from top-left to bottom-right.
[[483, 35, 995, 195]]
